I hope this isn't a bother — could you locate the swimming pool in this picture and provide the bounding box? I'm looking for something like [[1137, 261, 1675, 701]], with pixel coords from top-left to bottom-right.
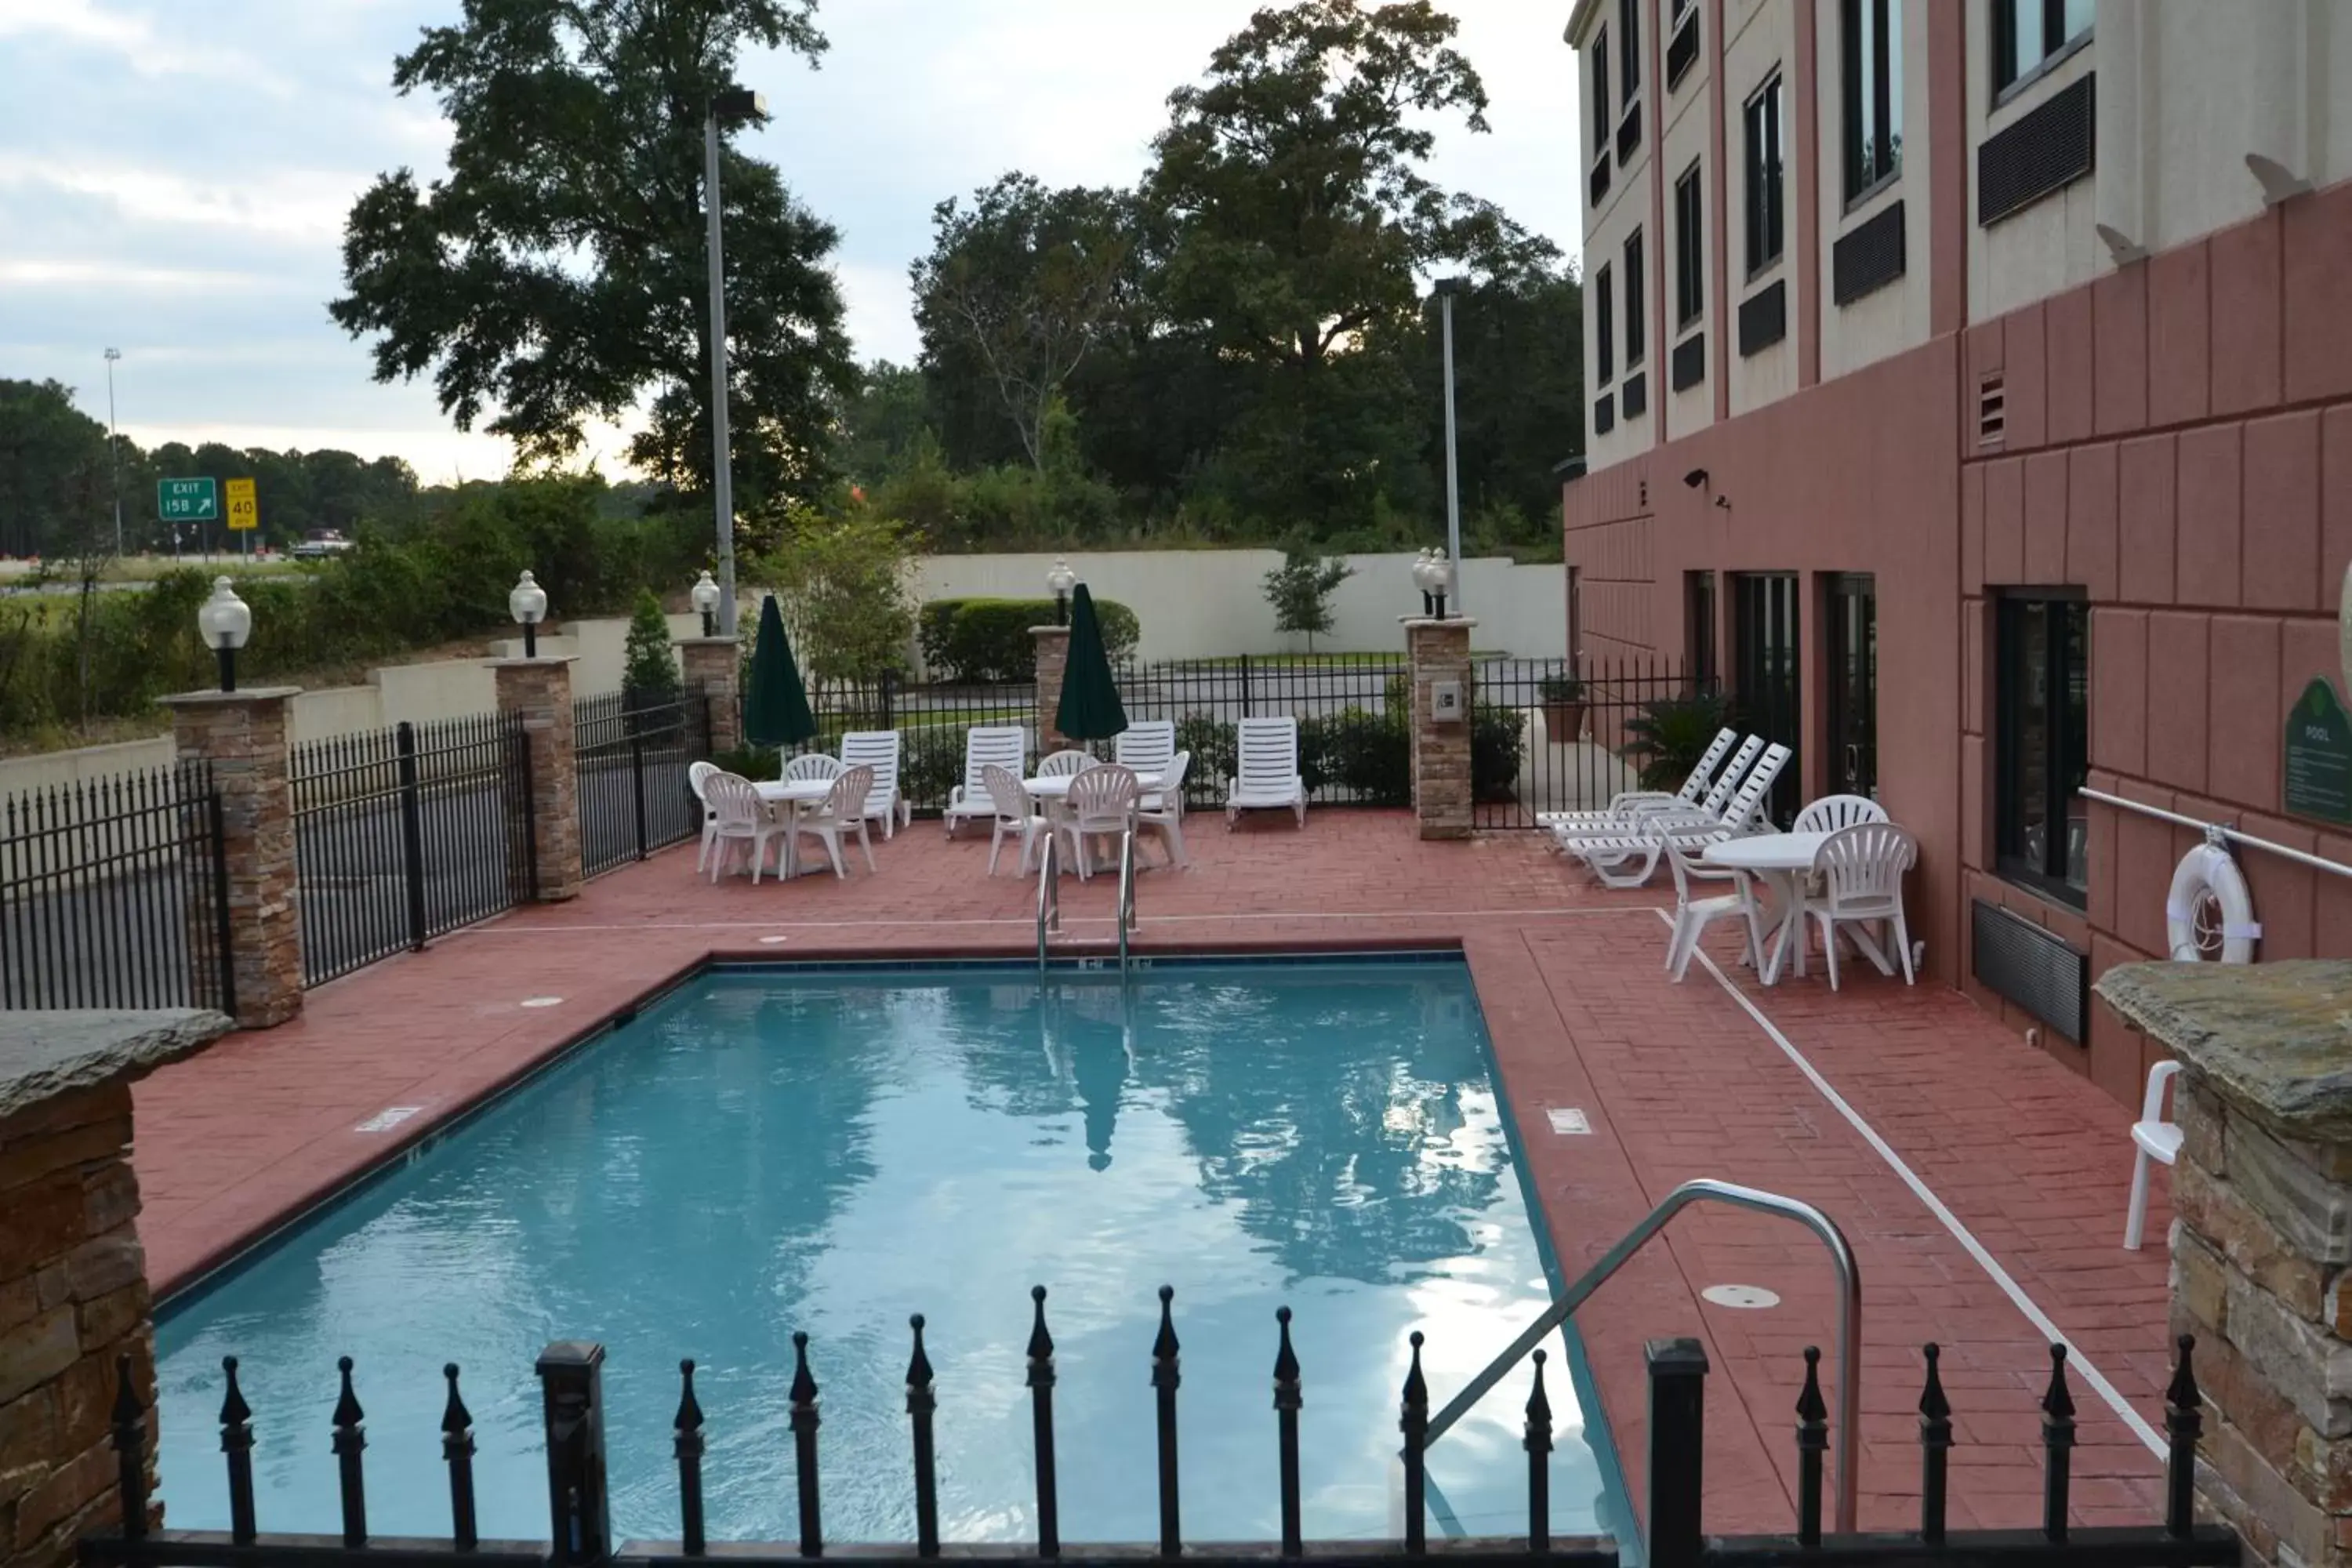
[[156, 956, 1629, 1546]]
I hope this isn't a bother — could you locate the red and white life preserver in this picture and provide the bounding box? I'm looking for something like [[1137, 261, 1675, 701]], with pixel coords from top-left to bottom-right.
[[2166, 842, 2259, 964]]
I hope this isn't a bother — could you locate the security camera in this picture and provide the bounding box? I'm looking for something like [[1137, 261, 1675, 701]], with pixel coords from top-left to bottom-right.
[[1683, 468, 1709, 489]]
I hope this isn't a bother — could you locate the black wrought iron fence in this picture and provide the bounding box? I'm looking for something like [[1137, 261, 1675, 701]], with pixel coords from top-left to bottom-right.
[[1472, 657, 1715, 829], [292, 714, 534, 989], [577, 692, 709, 878], [86, 1293, 2234, 1568], [782, 673, 1040, 818], [0, 761, 231, 1012]]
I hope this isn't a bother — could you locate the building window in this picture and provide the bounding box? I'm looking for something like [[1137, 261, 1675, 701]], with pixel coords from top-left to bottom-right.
[[1840, 0, 1902, 203], [1686, 571, 1716, 689], [1592, 28, 1611, 154], [1674, 163, 1704, 328], [1619, 0, 1641, 105], [1595, 265, 1615, 385], [1993, 0, 2092, 98], [1623, 228, 1646, 367], [1744, 73, 1785, 275], [1995, 594, 2089, 906]]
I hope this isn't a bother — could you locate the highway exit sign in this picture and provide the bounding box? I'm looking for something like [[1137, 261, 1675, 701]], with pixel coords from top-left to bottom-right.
[[158, 477, 218, 523]]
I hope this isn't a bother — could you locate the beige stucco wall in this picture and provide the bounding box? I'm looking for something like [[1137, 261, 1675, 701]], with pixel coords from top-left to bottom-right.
[[1966, 2, 2100, 322], [1813, 0, 1934, 382], [1661, 6, 1716, 441], [1726, 0, 1800, 418]]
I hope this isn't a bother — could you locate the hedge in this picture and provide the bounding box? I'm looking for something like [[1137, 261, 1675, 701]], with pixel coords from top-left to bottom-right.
[[918, 597, 1142, 683]]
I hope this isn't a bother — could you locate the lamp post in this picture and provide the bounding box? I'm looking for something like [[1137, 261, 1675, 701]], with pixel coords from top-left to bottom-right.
[[1433, 276, 1468, 615], [1046, 557, 1077, 626], [704, 84, 767, 642], [1411, 549, 1436, 616], [198, 576, 250, 692], [103, 348, 123, 558], [1429, 550, 1454, 621], [691, 570, 722, 637], [510, 570, 548, 658]]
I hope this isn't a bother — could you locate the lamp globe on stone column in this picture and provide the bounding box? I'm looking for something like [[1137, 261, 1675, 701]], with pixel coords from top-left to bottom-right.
[[510, 569, 549, 657], [1410, 549, 1436, 616], [691, 570, 722, 637], [1429, 550, 1454, 619], [1046, 557, 1077, 626], [198, 576, 252, 693]]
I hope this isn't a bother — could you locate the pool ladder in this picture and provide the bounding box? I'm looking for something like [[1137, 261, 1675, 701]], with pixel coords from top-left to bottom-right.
[[1036, 829, 1139, 975]]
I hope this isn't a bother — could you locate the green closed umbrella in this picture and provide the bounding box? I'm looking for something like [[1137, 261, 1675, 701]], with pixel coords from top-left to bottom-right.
[[1054, 583, 1128, 740], [743, 593, 817, 749]]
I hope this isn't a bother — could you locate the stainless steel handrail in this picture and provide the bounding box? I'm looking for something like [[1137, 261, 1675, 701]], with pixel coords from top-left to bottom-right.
[[1421, 1178, 1863, 1534], [2080, 785, 2352, 882], [1116, 829, 1138, 971], [1036, 832, 1062, 971]]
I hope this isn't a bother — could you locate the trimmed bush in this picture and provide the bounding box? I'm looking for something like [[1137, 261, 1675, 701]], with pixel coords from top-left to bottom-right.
[[918, 597, 1141, 682]]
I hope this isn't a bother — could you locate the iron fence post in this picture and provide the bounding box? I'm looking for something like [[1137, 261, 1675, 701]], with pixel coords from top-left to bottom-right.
[[208, 785, 237, 1020], [537, 1341, 611, 1566], [1645, 1338, 1707, 1568], [518, 721, 540, 902], [1240, 653, 1254, 718], [880, 670, 897, 731], [397, 722, 428, 950], [630, 727, 650, 862]]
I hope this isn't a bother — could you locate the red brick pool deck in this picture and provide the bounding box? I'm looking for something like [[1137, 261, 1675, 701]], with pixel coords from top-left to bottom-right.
[[129, 813, 2172, 1540]]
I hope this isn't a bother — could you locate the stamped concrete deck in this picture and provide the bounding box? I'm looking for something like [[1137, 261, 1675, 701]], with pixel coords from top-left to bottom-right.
[[129, 813, 2172, 1537]]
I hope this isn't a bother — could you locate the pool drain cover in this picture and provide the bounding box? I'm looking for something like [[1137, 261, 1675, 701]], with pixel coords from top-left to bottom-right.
[[1701, 1284, 1780, 1309], [520, 996, 564, 1008], [759, 935, 790, 945]]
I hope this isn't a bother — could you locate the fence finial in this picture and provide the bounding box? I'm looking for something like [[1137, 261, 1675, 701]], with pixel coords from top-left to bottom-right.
[[2041, 1343, 2075, 1542], [1918, 1343, 1951, 1544], [220, 1356, 256, 1544], [442, 1363, 479, 1552]]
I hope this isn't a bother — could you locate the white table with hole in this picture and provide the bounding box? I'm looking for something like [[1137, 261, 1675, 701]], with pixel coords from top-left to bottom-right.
[[1701, 832, 1896, 985], [753, 778, 837, 879]]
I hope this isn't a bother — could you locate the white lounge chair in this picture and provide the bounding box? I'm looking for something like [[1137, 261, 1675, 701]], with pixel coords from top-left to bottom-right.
[[944, 727, 1028, 837], [1225, 717, 1306, 829], [1138, 750, 1191, 868], [789, 764, 878, 879], [840, 730, 912, 839], [2124, 1061, 2183, 1250], [1803, 821, 1917, 989], [981, 762, 1051, 877], [1546, 735, 1761, 851], [1061, 763, 1141, 880], [1557, 742, 1791, 889], [1115, 720, 1178, 777], [688, 760, 721, 873], [1537, 727, 1741, 831]]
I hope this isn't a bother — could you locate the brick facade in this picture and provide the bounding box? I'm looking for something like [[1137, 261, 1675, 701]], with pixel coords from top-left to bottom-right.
[[161, 688, 302, 1029], [1032, 626, 1070, 754], [1406, 618, 1474, 840], [491, 658, 583, 902], [676, 637, 742, 757]]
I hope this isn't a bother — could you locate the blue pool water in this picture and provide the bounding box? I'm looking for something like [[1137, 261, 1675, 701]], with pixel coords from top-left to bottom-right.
[[157, 959, 1628, 1546]]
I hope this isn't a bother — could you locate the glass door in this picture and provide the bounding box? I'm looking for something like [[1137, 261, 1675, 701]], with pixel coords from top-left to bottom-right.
[[1732, 573, 1801, 826], [1826, 574, 1878, 800]]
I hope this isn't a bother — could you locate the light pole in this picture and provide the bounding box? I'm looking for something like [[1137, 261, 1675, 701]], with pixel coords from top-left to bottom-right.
[[1434, 277, 1468, 615], [704, 85, 767, 642], [103, 348, 123, 558]]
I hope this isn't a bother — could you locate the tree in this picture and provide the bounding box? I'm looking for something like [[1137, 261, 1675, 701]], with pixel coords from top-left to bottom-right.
[[1263, 538, 1353, 652], [330, 0, 855, 510], [757, 505, 916, 700], [0, 380, 110, 559], [911, 174, 1134, 473], [622, 588, 682, 706]]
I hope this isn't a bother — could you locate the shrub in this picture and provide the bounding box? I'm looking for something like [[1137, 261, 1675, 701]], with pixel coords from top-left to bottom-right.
[[918, 597, 1141, 682], [1621, 691, 1734, 789], [708, 745, 782, 782], [1174, 713, 1235, 808], [1312, 706, 1409, 804], [1537, 673, 1584, 704], [902, 724, 971, 808], [622, 589, 681, 706], [1471, 704, 1527, 803]]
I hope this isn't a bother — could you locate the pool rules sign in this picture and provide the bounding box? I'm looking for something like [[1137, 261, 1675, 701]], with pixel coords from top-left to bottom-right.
[[2284, 677, 2352, 826]]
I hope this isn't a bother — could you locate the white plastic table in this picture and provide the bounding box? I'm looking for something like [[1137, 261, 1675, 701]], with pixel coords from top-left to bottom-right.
[[1024, 771, 1165, 875], [753, 778, 834, 879], [1701, 832, 1893, 984]]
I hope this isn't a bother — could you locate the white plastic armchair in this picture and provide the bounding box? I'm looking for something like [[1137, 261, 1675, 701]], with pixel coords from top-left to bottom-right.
[[1060, 763, 1141, 880], [790, 764, 878, 879], [688, 760, 720, 873], [702, 771, 784, 884], [840, 730, 911, 839], [1537, 727, 1740, 831], [981, 762, 1049, 877], [1138, 750, 1191, 868], [1805, 821, 1918, 989], [1037, 749, 1096, 778], [944, 726, 1027, 837], [783, 752, 844, 784], [1793, 794, 1888, 833], [1226, 717, 1306, 828]]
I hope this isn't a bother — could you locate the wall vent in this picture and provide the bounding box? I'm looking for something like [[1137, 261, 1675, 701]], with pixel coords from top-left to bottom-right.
[[1977, 375, 2006, 445], [1737, 280, 1787, 357], [1971, 899, 2087, 1043], [1620, 371, 1648, 419], [1592, 392, 1616, 435], [1980, 74, 2096, 227]]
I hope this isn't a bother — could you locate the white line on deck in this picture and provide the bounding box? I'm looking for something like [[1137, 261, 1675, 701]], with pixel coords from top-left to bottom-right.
[[1668, 910, 2165, 1457]]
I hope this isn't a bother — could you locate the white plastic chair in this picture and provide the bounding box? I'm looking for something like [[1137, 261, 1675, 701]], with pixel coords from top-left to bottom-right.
[[1559, 743, 1789, 889], [1659, 833, 1766, 983], [1804, 822, 1918, 989], [702, 771, 786, 884], [789, 764, 878, 879], [944, 727, 1028, 837], [1793, 793, 1889, 833], [784, 751, 844, 784], [688, 760, 720, 873], [1060, 763, 1141, 880], [2125, 1061, 2183, 1250], [840, 731, 911, 839], [1538, 727, 1740, 830], [1225, 717, 1306, 828], [1137, 750, 1191, 868], [1545, 735, 1760, 852], [1115, 720, 1178, 777], [981, 762, 1050, 877], [1037, 749, 1096, 779]]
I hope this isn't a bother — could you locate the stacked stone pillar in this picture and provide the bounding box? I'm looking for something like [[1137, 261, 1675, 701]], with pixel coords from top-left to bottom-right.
[[1033, 625, 1072, 755], [490, 657, 583, 902], [2098, 960, 2352, 1565], [675, 636, 742, 757], [0, 1010, 231, 1568], [160, 688, 302, 1029], [1403, 617, 1475, 840]]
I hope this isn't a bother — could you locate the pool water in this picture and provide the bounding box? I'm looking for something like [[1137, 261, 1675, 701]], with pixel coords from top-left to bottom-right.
[[157, 959, 1628, 1546]]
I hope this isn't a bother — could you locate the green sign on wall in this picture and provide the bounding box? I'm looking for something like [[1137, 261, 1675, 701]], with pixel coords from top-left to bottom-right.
[[2284, 677, 2352, 826]]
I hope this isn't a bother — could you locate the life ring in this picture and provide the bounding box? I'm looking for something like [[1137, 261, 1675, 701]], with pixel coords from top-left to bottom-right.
[[2166, 842, 2259, 964]]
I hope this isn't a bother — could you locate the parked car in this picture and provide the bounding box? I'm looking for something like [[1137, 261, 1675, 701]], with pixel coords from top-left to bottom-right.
[[290, 532, 354, 560]]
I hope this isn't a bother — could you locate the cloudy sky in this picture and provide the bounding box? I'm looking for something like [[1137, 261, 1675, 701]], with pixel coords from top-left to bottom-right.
[[0, 0, 1583, 483]]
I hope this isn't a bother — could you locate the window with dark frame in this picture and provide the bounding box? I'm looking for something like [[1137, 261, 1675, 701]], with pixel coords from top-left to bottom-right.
[[1995, 594, 2089, 906], [1623, 228, 1647, 367], [1744, 73, 1785, 274], [1674, 163, 1704, 328], [1686, 571, 1717, 689], [1595, 265, 1615, 385], [1993, 0, 2092, 96], [1840, 0, 1903, 203], [1593, 29, 1611, 154], [1620, 0, 1641, 105]]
